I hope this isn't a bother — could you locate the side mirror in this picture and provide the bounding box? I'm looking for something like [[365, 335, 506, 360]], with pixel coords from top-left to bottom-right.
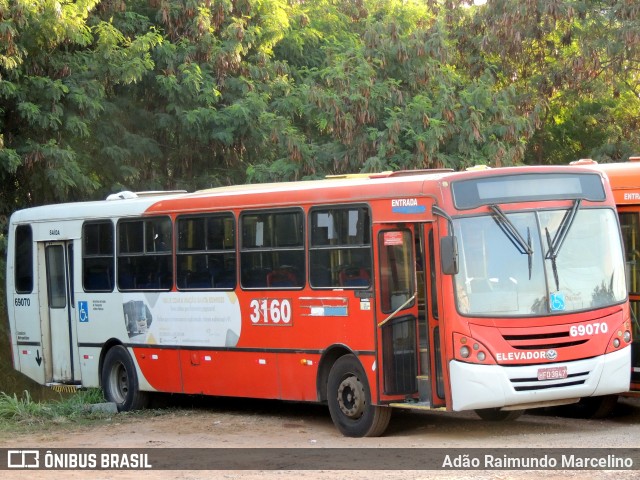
[[440, 236, 459, 275]]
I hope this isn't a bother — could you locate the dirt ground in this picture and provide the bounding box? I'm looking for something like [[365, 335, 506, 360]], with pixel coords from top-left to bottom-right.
[[1, 395, 640, 480]]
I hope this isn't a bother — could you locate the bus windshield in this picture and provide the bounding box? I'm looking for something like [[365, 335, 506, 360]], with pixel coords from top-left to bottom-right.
[[454, 207, 626, 316]]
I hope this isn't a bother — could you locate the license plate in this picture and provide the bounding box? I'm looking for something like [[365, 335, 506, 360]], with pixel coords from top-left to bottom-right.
[[537, 366, 568, 381]]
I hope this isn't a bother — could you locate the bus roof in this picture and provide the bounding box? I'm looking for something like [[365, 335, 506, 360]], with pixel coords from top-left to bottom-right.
[[570, 158, 640, 205], [10, 165, 604, 223]]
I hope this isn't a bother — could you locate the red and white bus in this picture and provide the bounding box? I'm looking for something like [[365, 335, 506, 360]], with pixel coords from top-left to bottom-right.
[[6, 166, 632, 436], [571, 157, 640, 398]]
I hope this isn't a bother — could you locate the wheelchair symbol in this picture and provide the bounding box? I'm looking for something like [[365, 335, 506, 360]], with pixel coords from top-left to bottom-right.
[[78, 301, 89, 322], [550, 292, 565, 311]]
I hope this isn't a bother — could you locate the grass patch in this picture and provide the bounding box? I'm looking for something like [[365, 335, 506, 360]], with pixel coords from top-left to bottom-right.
[[0, 388, 114, 432], [0, 389, 178, 438]]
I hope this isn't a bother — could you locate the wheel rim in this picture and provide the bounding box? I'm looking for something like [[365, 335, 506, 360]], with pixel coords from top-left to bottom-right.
[[108, 362, 129, 404], [336, 374, 366, 419]]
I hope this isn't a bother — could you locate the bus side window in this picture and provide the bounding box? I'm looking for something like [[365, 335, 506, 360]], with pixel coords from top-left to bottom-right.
[[310, 264, 332, 287], [14, 225, 34, 293], [117, 217, 173, 291], [309, 206, 372, 289], [177, 213, 236, 290], [83, 221, 114, 292], [267, 268, 297, 287], [339, 267, 370, 287], [240, 209, 305, 289]]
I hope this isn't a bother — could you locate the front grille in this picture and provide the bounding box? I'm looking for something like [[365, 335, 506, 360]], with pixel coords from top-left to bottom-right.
[[512, 379, 586, 392], [509, 369, 589, 392], [501, 331, 588, 350]]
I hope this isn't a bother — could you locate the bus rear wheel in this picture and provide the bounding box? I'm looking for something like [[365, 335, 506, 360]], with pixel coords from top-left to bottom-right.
[[327, 354, 391, 437], [475, 407, 524, 421], [101, 345, 149, 411]]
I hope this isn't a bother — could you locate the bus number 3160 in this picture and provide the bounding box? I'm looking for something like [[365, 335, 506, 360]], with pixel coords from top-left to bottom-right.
[[249, 299, 292, 325], [569, 322, 608, 337]]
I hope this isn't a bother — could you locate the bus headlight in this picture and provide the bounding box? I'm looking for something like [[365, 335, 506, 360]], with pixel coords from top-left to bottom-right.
[[454, 333, 496, 364], [612, 330, 631, 348], [607, 320, 633, 354]]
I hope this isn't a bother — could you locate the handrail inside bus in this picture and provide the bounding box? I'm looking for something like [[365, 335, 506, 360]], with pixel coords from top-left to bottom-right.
[[377, 294, 417, 328]]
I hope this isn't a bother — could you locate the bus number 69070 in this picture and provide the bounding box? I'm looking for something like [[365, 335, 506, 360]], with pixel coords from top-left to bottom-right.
[[14, 297, 31, 307], [569, 322, 608, 338]]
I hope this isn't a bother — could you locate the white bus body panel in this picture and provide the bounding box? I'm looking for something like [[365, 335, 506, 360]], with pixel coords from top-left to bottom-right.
[[8, 291, 44, 384], [449, 346, 630, 411], [6, 197, 163, 387]]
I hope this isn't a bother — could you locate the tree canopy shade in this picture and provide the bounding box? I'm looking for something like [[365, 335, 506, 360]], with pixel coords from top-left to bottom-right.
[[0, 0, 639, 235]]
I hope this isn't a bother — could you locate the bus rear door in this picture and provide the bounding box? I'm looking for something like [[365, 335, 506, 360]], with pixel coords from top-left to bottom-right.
[[40, 241, 80, 384]]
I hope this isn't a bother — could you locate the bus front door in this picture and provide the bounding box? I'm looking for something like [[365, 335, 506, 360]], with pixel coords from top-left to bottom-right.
[[420, 224, 445, 408], [376, 223, 443, 408], [42, 241, 78, 384], [376, 225, 424, 401]]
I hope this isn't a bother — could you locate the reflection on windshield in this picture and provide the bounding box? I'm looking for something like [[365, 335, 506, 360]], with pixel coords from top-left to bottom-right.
[[454, 208, 626, 316]]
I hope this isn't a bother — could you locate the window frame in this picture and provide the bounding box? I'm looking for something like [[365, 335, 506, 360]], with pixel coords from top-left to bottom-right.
[[82, 220, 115, 292], [117, 216, 173, 291], [308, 204, 372, 289], [176, 212, 237, 290], [240, 208, 305, 290], [14, 225, 34, 294]]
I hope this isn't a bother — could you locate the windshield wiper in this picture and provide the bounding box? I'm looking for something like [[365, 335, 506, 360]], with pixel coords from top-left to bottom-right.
[[545, 228, 559, 291], [545, 199, 582, 291], [489, 205, 534, 279]]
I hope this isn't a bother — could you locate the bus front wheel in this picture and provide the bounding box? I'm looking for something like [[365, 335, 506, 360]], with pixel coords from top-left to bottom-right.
[[564, 395, 619, 419], [101, 345, 149, 411], [327, 354, 391, 437]]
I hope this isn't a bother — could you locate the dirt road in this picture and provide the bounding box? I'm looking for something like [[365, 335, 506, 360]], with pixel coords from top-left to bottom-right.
[[1, 395, 640, 479]]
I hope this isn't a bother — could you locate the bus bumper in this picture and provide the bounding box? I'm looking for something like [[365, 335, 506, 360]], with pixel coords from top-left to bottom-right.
[[449, 346, 630, 411]]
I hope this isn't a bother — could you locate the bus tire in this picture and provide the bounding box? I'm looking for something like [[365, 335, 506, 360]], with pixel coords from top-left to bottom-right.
[[571, 395, 619, 419], [101, 345, 149, 412], [327, 354, 391, 437], [475, 408, 523, 421]]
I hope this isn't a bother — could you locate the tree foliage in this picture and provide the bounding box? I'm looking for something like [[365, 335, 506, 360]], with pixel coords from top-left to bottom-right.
[[470, 0, 640, 164], [0, 0, 639, 222]]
